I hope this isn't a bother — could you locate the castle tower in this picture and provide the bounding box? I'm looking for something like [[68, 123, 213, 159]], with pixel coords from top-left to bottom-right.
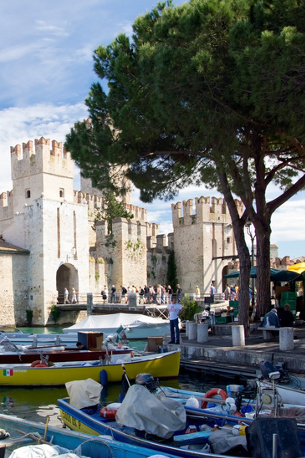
[[0, 139, 89, 325], [172, 196, 239, 296]]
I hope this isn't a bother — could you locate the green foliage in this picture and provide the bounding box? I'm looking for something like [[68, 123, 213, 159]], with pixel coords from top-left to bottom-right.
[[167, 251, 178, 291], [26, 310, 33, 326], [50, 305, 60, 324], [65, 0, 305, 323], [179, 296, 202, 322], [93, 190, 133, 234]]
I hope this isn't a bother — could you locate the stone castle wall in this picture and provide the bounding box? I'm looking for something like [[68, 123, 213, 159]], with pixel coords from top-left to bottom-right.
[[0, 136, 242, 325]]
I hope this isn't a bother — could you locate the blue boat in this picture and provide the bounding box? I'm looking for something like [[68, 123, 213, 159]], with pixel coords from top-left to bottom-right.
[[0, 412, 179, 458], [58, 377, 305, 458]]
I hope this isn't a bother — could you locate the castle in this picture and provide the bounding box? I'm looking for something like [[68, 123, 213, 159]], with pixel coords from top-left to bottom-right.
[[0, 138, 239, 326]]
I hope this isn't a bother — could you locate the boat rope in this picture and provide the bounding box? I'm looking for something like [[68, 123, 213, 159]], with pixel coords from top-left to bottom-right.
[[74, 438, 114, 458]]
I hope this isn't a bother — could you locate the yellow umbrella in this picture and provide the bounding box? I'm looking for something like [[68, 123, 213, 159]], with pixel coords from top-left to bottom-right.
[[288, 262, 305, 274]]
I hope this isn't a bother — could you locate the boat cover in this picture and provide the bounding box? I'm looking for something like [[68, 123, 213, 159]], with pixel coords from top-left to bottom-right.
[[63, 313, 169, 333], [65, 378, 102, 409], [9, 443, 87, 457], [115, 384, 186, 439]]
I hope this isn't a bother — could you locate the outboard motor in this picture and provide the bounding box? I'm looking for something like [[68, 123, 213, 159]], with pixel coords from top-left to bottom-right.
[[135, 373, 159, 393], [259, 361, 289, 383]]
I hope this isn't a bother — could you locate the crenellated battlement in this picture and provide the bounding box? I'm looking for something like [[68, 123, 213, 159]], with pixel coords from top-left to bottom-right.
[[172, 196, 243, 227], [11, 137, 73, 182]]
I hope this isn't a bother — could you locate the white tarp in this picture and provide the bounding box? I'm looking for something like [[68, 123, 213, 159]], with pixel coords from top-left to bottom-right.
[[9, 444, 89, 458], [62, 313, 169, 333], [65, 378, 102, 409], [115, 384, 186, 439]]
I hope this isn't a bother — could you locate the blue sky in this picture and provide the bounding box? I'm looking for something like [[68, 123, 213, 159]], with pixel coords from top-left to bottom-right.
[[0, 0, 304, 260]]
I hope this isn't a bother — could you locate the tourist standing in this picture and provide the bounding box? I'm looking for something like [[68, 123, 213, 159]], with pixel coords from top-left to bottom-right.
[[121, 285, 127, 303], [167, 296, 184, 344], [176, 284, 182, 303], [101, 285, 108, 303], [195, 285, 200, 300], [224, 284, 230, 301], [110, 285, 116, 303], [210, 281, 216, 303]]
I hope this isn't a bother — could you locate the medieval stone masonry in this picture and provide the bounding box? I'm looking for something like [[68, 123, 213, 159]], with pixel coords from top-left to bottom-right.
[[0, 137, 239, 326]]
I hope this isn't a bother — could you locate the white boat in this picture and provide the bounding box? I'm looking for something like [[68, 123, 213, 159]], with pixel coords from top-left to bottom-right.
[[0, 326, 77, 346], [62, 313, 170, 340]]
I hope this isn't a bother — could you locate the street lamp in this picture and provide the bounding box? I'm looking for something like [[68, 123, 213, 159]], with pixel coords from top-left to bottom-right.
[[246, 221, 256, 309]]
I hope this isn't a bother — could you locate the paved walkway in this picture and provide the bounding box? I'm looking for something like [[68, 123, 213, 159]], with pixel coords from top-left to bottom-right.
[[172, 322, 305, 377]]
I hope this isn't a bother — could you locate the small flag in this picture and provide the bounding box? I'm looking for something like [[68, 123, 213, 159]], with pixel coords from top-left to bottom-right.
[[3, 369, 13, 376]]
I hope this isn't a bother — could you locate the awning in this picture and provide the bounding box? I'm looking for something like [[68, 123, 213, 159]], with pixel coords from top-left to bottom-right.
[[288, 263, 305, 275], [224, 267, 297, 281]]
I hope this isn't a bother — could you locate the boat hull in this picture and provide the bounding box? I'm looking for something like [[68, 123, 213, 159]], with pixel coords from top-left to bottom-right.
[[0, 350, 180, 386], [0, 347, 133, 365], [0, 413, 178, 458]]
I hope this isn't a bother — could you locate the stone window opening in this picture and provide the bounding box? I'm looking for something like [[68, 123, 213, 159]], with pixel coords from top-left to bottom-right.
[[59, 188, 65, 198], [26, 189, 31, 198]]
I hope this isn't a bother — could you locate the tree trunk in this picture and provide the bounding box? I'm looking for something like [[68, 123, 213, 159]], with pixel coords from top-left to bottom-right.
[[255, 221, 272, 318], [233, 226, 251, 336]]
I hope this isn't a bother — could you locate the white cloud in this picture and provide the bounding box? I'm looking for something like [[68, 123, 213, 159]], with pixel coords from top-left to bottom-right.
[[0, 103, 88, 191]]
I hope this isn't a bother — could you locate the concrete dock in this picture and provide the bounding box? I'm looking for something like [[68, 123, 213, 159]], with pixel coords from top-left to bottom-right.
[[169, 322, 305, 377]]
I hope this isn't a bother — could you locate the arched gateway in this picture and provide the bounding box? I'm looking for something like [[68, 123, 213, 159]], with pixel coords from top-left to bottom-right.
[[56, 263, 79, 304]]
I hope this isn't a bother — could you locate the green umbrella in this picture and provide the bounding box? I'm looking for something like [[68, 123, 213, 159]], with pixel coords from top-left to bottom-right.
[[224, 267, 281, 279]]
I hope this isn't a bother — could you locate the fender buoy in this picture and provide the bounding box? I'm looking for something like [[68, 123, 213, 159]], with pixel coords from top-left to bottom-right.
[[31, 360, 45, 367], [100, 369, 108, 386], [100, 407, 117, 420], [201, 388, 228, 409], [31, 360, 48, 368]]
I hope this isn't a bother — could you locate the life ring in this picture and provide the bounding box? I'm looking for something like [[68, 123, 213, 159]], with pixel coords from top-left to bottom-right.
[[30, 360, 48, 368], [99, 407, 117, 420], [201, 388, 228, 409]]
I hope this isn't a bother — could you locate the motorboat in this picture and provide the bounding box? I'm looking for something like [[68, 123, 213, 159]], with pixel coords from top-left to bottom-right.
[[0, 412, 179, 458], [0, 349, 180, 386], [58, 376, 305, 457], [62, 312, 170, 340]]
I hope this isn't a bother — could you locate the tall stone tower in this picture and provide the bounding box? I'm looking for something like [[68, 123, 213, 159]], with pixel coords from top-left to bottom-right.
[[0, 138, 89, 325], [172, 196, 240, 296]]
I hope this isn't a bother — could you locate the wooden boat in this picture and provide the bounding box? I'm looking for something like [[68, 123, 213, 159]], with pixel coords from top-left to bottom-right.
[[62, 312, 170, 340], [0, 349, 180, 386], [0, 341, 134, 365], [0, 412, 179, 458]]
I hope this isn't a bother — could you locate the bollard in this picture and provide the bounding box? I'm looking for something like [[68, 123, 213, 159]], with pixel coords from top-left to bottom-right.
[[279, 327, 294, 351], [188, 321, 197, 341], [232, 325, 245, 346], [185, 320, 190, 338], [87, 293, 93, 315], [128, 292, 138, 307], [197, 322, 209, 343]]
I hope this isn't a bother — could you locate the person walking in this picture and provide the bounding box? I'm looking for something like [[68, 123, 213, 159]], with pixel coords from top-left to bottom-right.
[[64, 287, 69, 304], [71, 288, 77, 304], [167, 296, 184, 344]]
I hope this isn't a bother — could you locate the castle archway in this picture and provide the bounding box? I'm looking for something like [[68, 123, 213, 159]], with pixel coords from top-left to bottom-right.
[[56, 263, 79, 303]]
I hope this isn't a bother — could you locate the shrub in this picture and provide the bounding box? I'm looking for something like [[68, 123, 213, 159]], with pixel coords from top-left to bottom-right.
[[51, 305, 60, 323], [179, 295, 201, 321]]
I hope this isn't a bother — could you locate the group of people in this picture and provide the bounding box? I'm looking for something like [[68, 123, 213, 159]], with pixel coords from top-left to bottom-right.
[[195, 282, 216, 302], [62, 287, 78, 304], [262, 304, 295, 328], [101, 284, 183, 305]]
